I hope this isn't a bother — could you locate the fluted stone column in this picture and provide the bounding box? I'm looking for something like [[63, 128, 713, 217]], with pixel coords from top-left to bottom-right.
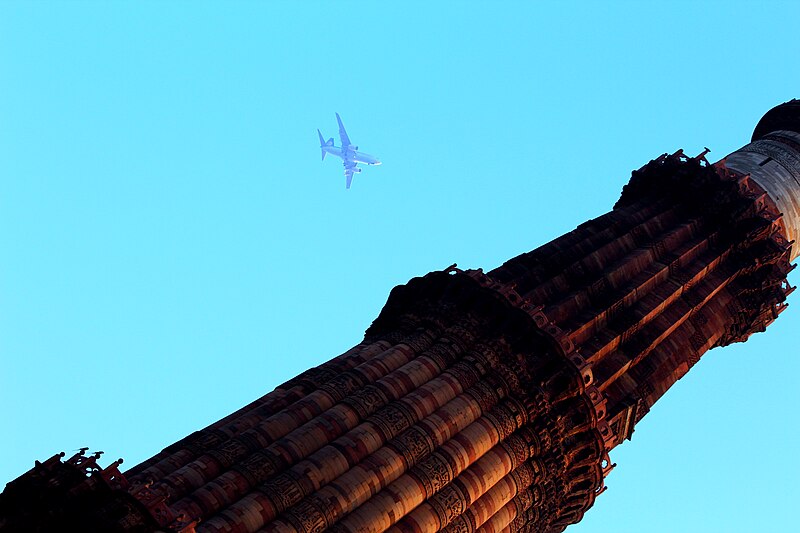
[[2, 100, 799, 533]]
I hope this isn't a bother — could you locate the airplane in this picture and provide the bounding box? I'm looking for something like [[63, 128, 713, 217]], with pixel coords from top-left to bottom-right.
[[318, 113, 381, 189]]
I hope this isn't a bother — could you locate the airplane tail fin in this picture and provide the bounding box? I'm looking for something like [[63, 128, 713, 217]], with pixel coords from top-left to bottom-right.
[[318, 129, 334, 161], [318, 129, 326, 160]]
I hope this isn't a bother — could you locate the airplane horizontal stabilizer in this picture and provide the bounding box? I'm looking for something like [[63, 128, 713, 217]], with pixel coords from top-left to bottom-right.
[[318, 129, 329, 160]]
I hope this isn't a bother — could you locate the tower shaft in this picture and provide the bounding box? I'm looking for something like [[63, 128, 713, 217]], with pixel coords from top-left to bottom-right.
[[3, 101, 799, 533]]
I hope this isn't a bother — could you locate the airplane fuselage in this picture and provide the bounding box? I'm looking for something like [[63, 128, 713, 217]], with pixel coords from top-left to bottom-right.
[[321, 145, 381, 166]]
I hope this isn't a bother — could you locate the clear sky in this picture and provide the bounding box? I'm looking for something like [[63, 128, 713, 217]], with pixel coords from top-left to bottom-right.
[[1, 2, 798, 532]]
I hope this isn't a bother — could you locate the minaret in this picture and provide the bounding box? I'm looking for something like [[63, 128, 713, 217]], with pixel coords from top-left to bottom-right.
[[2, 101, 798, 533]]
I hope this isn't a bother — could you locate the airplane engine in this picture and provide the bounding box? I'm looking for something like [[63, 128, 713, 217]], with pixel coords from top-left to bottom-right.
[[349, 145, 359, 151], [352, 167, 362, 173]]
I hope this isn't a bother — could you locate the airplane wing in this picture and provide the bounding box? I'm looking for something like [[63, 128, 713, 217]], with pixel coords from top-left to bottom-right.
[[343, 160, 358, 189], [335, 112, 351, 149]]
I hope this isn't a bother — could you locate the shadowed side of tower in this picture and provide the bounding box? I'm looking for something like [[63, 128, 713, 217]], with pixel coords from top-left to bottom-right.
[[1, 101, 798, 533]]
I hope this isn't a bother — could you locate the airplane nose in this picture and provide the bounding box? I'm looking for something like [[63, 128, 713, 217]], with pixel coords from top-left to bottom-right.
[[375, 160, 382, 166]]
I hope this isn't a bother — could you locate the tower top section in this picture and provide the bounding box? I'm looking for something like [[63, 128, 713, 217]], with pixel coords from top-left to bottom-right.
[[752, 99, 800, 140], [723, 99, 800, 260]]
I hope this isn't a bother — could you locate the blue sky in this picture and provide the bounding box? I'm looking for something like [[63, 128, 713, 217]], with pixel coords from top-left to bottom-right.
[[1, 2, 798, 532]]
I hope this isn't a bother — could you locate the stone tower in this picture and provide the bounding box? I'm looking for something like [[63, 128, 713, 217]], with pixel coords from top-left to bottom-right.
[[2, 101, 799, 533]]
